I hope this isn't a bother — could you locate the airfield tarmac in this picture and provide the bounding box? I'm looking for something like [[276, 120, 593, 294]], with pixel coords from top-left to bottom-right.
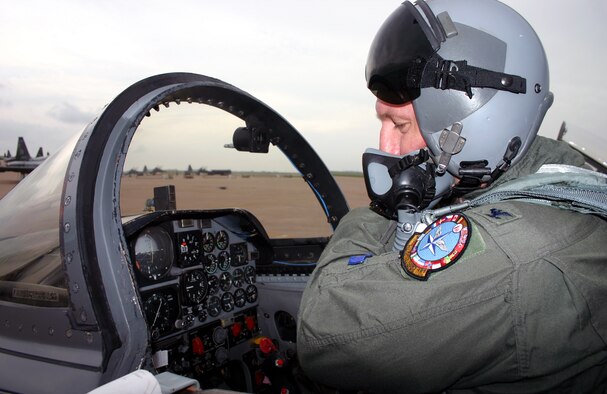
[[0, 172, 369, 238]]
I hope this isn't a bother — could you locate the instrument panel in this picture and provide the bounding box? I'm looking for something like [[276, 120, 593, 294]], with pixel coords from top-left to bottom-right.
[[123, 209, 311, 392], [128, 213, 261, 342]]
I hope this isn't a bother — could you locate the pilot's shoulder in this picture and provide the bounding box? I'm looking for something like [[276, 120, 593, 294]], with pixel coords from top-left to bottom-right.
[[333, 206, 392, 239], [465, 200, 607, 261]]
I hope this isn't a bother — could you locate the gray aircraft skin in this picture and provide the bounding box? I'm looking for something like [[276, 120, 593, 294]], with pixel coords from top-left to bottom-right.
[[0, 73, 349, 393], [0, 137, 47, 174]]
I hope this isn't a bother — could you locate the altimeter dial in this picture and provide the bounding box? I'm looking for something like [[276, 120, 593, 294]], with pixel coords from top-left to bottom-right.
[[183, 269, 208, 305]]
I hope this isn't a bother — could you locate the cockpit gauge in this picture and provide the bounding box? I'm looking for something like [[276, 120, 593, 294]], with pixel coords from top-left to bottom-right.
[[213, 326, 228, 345], [245, 285, 258, 304], [134, 226, 174, 281], [218, 251, 231, 271], [230, 243, 248, 266], [215, 230, 229, 250], [219, 272, 232, 292], [234, 288, 246, 308], [244, 266, 256, 284], [202, 232, 215, 253], [177, 231, 202, 267], [207, 275, 219, 295], [232, 268, 244, 288], [142, 290, 178, 340], [206, 296, 221, 317], [204, 254, 218, 274], [183, 269, 208, 305], [221, 292, 235, 312]]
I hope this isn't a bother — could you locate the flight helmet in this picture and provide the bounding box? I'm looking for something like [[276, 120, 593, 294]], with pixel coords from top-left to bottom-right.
[[365, 0, 552, 186]]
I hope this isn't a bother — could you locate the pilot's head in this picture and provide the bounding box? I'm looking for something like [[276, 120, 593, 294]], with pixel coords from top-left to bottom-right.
[[366, 0, 551, 188]]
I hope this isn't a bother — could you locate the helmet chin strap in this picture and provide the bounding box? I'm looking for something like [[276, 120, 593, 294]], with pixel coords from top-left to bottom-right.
[[451, 135, 523, 195]]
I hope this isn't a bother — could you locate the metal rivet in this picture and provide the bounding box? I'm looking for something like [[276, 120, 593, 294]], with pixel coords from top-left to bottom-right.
[[48, 327, 54, 336], [64, 223, 71, 233], [534, 83, 541, 93], [65, 253, 73, 263], [68, 172, 75, 182], [72, 283, 79, 293], [80, 310, 87, 322], [86, 332, 93, 344], [64, 196, 71, 206], [65, 329, 73, 338]]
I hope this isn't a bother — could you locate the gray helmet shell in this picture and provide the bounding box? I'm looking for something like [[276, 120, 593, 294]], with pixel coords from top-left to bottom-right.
[[413, 0, 552, 182]]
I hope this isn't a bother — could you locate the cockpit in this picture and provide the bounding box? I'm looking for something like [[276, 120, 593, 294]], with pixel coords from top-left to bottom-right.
[[0, 73, 367, 393]]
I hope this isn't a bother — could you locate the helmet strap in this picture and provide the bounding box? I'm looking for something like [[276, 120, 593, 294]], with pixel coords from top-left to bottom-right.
[[451, 136, 522, 195], [410, 55, 527, 99]]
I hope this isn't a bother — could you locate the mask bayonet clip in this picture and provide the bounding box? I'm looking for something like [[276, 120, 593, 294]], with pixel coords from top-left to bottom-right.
[[437, 122, 465, 175]]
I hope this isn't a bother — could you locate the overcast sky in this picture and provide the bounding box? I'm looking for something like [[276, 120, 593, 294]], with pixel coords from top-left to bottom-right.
[[0, 0, 605, 172]]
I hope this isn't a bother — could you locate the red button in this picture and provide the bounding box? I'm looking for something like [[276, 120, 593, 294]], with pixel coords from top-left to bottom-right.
[[259, 337, 276, 354], [231, 322, 243, 338], [245, 316, 256, 331], [192, 336, 204, 355]]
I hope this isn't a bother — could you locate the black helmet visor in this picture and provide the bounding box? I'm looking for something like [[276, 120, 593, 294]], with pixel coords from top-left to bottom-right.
[[365, 1, 439, 105]]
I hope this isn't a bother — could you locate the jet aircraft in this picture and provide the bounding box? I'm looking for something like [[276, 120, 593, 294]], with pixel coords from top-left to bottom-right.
[[0, 136, 48, 174], [0, 73, 349, 393]]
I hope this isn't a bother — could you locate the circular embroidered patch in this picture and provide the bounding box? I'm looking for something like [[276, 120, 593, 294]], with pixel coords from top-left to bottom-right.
[[401, 213, 471, 281]]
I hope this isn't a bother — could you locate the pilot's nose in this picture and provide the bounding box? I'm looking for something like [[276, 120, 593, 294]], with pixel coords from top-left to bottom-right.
[[379, 123, 401, 155]]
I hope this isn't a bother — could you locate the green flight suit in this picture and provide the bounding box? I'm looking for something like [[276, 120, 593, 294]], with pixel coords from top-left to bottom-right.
[[297, 137, 607, 393]]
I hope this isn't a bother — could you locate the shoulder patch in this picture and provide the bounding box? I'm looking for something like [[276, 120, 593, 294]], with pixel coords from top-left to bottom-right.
[[401, 213, 471, 281]]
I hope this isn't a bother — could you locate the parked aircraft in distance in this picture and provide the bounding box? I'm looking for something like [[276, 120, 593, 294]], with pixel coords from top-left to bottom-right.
[[0, 137, 48, 174]]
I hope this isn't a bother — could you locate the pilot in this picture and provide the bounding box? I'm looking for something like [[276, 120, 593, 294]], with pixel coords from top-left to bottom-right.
[[297, 0, 607, 392]]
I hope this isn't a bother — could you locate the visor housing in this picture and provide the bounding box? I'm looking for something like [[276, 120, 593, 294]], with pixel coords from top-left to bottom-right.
[[366, 0, 525, 107], [365, 1, 439, 104]]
